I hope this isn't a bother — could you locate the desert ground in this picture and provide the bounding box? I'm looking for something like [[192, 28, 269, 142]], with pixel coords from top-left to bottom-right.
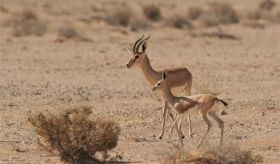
[[0, 0, 280, 163]]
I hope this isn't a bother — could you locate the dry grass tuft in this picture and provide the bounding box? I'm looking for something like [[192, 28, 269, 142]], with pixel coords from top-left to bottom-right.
[[241, 20, 266, 29], [195, 14, 220, 28], [0, 5, 9, 13], [105, 6, 131, 27], [206, 2, 239, 25], [164, 142, 263, 164], [190, 30, 238, 40], [56, 26, 91, 42], [242, 9, 262, 21], [239, 10, 279, 27], [188, 2, 238, 28], [143, 4, 162, 21], [186, 6, 203, 21], [167, 15, 192, 29], [28, 105, 121, 163], [5, 10, 47, 37], [239, 0, 280, 26], [259, 0, 276, 10], [130, 18, 151, 31]]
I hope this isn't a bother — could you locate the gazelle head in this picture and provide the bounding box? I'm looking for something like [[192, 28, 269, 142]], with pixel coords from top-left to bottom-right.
[[126, 35, 150, 68], [152, 70, 167, 91]]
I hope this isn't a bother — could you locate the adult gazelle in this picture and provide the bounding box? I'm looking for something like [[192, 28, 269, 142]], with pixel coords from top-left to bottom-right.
[[127, 35, 193, 139]]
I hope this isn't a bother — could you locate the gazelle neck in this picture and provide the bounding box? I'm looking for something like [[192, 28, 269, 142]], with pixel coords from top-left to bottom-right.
[[162, 83, 177, 107], [139, 54, 160, 85]]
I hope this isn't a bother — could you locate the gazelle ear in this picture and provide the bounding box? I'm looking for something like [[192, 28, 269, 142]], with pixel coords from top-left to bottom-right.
[[142, 41, 147, 52], [162, 70, 167, 80]]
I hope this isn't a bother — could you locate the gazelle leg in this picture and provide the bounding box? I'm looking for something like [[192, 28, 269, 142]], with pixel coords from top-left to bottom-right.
[[209, 112, 224, 146], [177, 116, 185, 139], [169, 114, 177, 136], [158, 100, 170, 139], [185, 83, 193, 138], [172, 114, 184, 146], [197, 112, 212, 147], [168, 106, 175, 121], [188, 115, 193, 138]]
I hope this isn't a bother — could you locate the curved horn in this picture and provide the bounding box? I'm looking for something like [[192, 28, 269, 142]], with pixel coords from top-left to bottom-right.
[[135, 35, 150, 53], [132, 35, 144, 54]]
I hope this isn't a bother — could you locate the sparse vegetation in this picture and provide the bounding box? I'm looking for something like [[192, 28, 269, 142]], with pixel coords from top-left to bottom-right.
[[190, 28, 239, 40], [241, 20, 265, 29], [167, 15, 192, 29], [207, 2, 239, 24], [186, 6, 203, 21], [242, 9, 262, 21], [239, 0, 280, 28], [195, 14, 220, 28], [143, 5, 162, 21], [5, 10, 47, 37], [259, 0, 276, 10], [28, 105, 121, 163], [0, 5, 9, 13], [105, 6, 131, 27], [56, 26, 91, 42], [130, 18, 151, 31], [164, 143, 263, 164], [185, 2, 239, 28]]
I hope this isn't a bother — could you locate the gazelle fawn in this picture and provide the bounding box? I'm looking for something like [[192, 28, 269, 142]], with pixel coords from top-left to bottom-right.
[[126, 35, 193, 139], [152, 70, 228, 147]]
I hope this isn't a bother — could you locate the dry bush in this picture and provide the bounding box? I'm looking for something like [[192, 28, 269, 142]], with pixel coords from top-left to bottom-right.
[[259, 0, 276, 10], [189, 2, 238, 28], [28, 105, 121, 163], [105, 6, 131, 27], [195, 14, 220, 28], [186, 6, 203, 20], [164, 142, 263, 164], [190, 30, 238, 40], [143, 4, 162, 21], [130, 18, 151, 31], [207, 2, 239, 24], [56, 26, 91, 42], [241, 20, 266, 29], [167, 15, 192, 29], [239, 0, 280, 24], [240, 9, 279, 25], [0, 5, 9, 13], [5, 10, 47, 36], [242, 9, 262, 21]]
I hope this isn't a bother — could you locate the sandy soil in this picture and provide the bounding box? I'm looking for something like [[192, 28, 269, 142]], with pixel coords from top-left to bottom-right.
[[0, 0, 280, 163]]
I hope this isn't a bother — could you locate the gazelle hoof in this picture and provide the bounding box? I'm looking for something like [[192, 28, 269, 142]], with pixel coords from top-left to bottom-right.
[[181, 135, 185, 139], [221, 111, 228, 115], [158, 135, 163, 139]]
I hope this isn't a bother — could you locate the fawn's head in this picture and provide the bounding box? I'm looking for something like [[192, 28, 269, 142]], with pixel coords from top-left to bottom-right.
[[152, 70, 168, 91], [126, 35, 150, 68]]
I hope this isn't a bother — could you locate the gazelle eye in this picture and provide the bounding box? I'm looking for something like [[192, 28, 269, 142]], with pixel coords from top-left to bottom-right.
[[158, 83, 161, 86], [135, 55, 139, 59]]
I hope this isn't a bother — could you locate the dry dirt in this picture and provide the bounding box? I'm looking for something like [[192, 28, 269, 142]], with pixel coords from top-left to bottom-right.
[[0, 0, 280, 163]]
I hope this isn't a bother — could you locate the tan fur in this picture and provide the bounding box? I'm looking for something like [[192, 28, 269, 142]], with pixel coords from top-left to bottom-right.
[[127, 36, 193, 139], [152, 71, 226, 147]]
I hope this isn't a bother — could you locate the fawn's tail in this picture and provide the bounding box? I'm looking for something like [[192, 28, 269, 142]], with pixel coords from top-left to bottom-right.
[[215, 98, 228, 107]]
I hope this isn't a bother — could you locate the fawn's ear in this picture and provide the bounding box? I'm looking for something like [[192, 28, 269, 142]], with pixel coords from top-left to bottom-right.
[[162, 70, 167, 80]]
